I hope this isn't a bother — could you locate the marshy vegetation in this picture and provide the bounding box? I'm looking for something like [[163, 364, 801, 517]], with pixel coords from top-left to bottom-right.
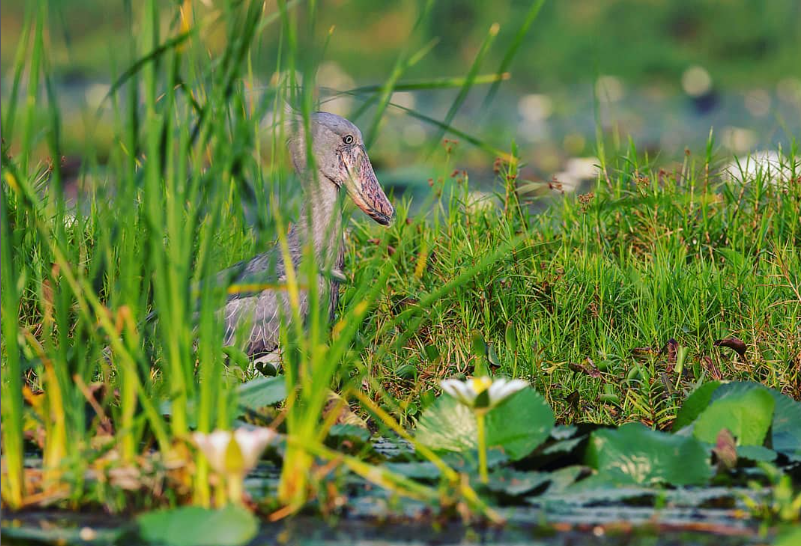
[[1, 0, 800, 545]]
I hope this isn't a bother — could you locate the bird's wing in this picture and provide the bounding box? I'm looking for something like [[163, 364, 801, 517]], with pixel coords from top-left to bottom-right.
[[217, 248, 287, 300]]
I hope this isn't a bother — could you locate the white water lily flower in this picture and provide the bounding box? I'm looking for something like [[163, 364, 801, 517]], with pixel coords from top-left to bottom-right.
[[193, 427, 277, 477], [440, 377, 528, 411]]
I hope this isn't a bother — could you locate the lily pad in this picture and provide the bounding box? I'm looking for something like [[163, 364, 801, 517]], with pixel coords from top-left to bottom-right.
[[383, 461, 442, 480], [137, 505, 258, 546], [717, 383, 801, 460], [415, 394, 476, 453], [486, 389, 554, 459], [541, 435, 585, 456], [0, 523, 126, 545], [544, 465, 587, 494], [329, 424, 371, 443], [672, 381, 721, 431], [771, 389, 801, 461], [693, 386, 774, 446], [237, 376, 286, 411], [737, 445, 777, 462], [585, 422, 713, 486], [416, 388, 554, 460], [550, 425, 578, 440], [673, 381, 801, 460], [776, 527, 801, 546], [441, 448, 509, 470], [485, 469, 550, 496]]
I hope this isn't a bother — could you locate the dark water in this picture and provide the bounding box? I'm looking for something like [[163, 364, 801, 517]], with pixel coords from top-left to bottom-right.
[[2, 453, 768, 545], [2, 510, 764, 546]]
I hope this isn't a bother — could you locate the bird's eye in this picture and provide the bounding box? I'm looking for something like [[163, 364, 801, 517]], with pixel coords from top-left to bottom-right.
[[343, 135, 354, 145]]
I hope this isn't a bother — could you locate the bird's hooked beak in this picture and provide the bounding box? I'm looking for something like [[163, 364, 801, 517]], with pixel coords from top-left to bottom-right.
[[341, 145, 394, 226]]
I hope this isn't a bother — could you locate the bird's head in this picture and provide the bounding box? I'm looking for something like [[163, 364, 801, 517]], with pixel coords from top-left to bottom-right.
[[288, 112, 394, 226]]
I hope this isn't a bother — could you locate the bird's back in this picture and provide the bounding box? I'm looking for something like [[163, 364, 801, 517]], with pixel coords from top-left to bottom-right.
[[220, 229, 343, 358]]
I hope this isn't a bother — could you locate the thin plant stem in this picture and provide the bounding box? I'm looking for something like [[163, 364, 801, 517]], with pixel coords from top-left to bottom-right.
[[227, 475, 244, 506], [476, 410, 489, 484]]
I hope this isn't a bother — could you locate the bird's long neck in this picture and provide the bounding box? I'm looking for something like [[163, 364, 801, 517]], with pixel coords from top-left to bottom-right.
[[291, 173, 345, 271]]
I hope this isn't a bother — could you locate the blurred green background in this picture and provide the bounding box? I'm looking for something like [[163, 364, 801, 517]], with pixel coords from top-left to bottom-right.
[[2, 0, 800, 184]]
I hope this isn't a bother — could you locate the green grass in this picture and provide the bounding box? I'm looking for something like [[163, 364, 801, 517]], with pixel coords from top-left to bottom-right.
[[347, 142, 801, 428], [1, 0, 800, 516]]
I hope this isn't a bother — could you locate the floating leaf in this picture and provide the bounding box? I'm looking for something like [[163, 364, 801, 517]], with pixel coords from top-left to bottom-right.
[[542, 484, 658, 504], [415, 395, 476, 453], [678, 381, 801, 460], [775, 526, 801, 546], [0, 524, 126, 544], [543, 465, 586, 494], [237, 376, 286, 411], [486, 469, 550, 496], [737, 445, 777, 462], [383, 461, 441, 480], [442, 447, 509, 471], [137, 505, 258, 546], [416, 388, 553, 460], [329, 424, 371, 443], [486, 388, 554, 460], [766, 388, 801, 461], [694, 386, 774, 446], [550, 425, 578, 440], [541, 435, 584, 456], [585, 423, 713, 486], [672, 381, 722, 431]]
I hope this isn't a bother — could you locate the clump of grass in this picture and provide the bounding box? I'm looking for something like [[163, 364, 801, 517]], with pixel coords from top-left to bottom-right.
[[0, 0, 531, 514], [2, 0, 799, 520], [348, 140, 800, 427]]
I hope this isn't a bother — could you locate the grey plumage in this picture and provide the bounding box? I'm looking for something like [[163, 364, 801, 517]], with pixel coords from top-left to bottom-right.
[[219, 112, 394, 359]]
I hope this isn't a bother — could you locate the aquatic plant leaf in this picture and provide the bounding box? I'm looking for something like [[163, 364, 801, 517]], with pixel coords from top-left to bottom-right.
[[736, 445, 777, 462], [694, 385, 774, 446], [679, 381, 801, 460], [383, 461, 441, 479], [416, 388, 553, 460], [539, 484, 658, 504], [672, 381, 721, 431], [776, 526, 801, 546], [441, 448, 508, 471], [329, 424, 371, 443], [415, 394, 477, 453], [543, 466, 586, 494], [550, 425, 578, 440], [137, 505, 258, 546], [486, 389, 554, 460], [585, 423, 713, 486], [237, 376, 286, 411], [765, 388, 801, 461], [486, 469, 550, 496], [541, 435, 585, 456], [0, 524, 126, 544]]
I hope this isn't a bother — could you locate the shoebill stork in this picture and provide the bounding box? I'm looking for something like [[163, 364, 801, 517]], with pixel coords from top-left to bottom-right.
[[218, 112, 394, 362]]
